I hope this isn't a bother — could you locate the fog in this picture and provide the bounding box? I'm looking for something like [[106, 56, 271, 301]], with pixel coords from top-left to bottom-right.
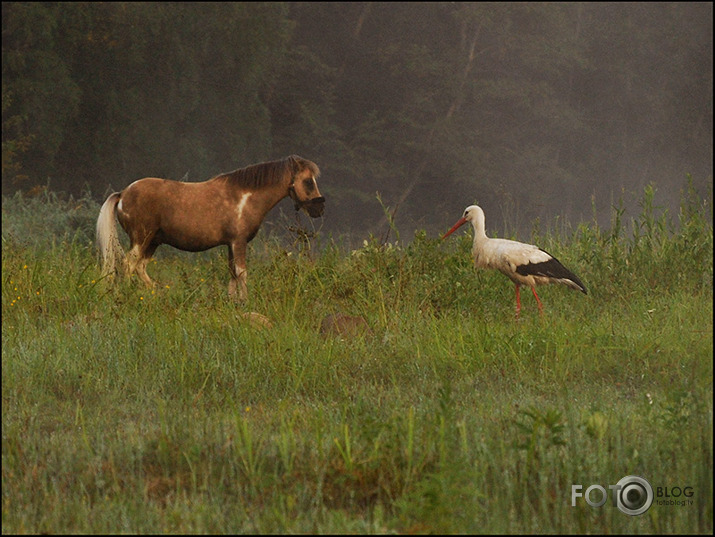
[[3, 2, 712, 242]]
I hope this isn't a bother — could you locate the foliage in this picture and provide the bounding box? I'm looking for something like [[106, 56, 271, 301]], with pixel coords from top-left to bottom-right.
[[2, 2, 712, 238], [2, 185, 712, 533], [1, 188, 100, 247]]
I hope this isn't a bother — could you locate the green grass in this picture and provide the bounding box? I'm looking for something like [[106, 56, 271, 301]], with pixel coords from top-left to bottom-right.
[[2, 183, 713, 533]]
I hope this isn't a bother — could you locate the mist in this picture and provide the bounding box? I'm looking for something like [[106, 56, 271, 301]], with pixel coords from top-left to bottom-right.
[[3, 2, 712, 242]]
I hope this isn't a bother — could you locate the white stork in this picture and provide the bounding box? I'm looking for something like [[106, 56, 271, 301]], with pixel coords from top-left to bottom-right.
[[442, 205, 587, 317]]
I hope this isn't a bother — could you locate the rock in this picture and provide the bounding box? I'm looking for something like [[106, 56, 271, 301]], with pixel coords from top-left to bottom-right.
[[320, 313, 372, 338], [240, 311, 273, 329]]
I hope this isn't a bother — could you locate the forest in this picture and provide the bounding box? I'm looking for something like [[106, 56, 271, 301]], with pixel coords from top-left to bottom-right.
[[2, 2, 713, 239]]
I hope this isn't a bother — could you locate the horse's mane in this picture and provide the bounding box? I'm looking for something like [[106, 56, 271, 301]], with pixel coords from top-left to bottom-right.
[[217, 155, 319, 189]]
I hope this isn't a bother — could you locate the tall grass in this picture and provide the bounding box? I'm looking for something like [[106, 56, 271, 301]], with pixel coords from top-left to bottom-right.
[[2, 182, 712, 533]]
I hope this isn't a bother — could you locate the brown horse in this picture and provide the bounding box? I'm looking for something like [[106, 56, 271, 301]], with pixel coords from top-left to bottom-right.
[[96, 155, 325, 300]]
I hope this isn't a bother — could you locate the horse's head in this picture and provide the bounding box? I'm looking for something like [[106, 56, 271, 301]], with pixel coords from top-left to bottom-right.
[[288, 158, 325, 218]]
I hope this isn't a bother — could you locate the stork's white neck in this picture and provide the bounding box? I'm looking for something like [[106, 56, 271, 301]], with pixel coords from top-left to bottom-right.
[[469, 206, 488, 242]]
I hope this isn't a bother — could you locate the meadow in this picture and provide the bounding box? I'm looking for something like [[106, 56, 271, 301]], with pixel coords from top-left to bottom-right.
[[2, 183, 713, 534]]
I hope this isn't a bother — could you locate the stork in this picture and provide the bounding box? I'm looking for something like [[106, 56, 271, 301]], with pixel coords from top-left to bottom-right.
[[442, 205, 587, 317]]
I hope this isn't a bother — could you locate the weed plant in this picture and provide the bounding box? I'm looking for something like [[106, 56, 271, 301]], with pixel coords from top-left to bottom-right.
[[2, 181, 712, 533]]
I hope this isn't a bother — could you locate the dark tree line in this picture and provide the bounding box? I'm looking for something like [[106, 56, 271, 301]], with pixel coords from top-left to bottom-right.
[[3, 2, 712, 238]]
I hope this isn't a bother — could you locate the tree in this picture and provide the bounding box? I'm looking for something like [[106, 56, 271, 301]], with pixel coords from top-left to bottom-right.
[[2, 2, 80, 190]]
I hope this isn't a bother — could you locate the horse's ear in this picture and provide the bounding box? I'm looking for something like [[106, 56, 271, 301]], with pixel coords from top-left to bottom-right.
[[288, 155, 304, 175]]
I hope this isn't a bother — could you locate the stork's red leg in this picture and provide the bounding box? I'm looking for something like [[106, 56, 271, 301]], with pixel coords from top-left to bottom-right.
[[531, 287, 544, 315]]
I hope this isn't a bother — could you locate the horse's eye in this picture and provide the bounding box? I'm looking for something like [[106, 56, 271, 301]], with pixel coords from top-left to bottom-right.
[[302, 178, 315, 193]]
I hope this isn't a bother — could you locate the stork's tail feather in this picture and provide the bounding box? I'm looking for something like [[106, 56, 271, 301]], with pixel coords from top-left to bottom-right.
[[562, 275, 587, 294], [516, 254, 587, 294], [550, 264, 587, 294]]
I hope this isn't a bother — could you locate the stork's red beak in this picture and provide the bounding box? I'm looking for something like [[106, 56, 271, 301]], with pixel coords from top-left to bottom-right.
[[442, 217, 467, 239]]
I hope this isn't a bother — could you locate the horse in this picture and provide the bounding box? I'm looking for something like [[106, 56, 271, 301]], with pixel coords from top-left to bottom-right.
[[96, 155, 325, 300]]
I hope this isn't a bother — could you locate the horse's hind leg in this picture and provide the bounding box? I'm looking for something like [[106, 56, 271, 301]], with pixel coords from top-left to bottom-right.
[[124, 244, 141, 276], [136, 256, 156, 287], [126, 243, 157, 287]]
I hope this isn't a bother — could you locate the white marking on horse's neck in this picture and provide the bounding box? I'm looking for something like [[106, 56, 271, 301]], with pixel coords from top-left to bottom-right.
[[236, 192, 252, 220]]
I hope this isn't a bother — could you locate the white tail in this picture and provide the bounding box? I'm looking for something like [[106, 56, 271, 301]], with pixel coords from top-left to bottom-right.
[[96, 192, 124, 277]]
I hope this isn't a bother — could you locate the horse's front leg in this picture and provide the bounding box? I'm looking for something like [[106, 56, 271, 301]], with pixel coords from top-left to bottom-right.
[[228, 241, 248, 301]]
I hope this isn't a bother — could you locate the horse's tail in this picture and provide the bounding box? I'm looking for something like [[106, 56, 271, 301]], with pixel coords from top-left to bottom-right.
[[96, 192, 124, 278]]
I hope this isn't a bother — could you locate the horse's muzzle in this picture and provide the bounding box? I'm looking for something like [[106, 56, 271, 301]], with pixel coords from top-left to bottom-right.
[[300, 196, 325, 218]]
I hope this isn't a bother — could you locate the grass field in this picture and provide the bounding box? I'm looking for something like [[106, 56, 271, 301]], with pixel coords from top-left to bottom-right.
[[2, 183, 713, 533]]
